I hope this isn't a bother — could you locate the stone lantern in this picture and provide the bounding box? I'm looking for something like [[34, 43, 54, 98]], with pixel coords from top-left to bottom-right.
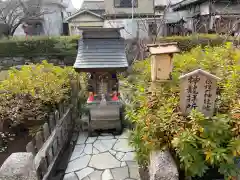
[[148, 42, 180, 82]]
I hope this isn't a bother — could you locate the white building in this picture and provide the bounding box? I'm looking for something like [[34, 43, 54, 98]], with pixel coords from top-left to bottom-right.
[[67, 0, 183, 39], [14, 0, 76, 36], [171, 0, 240, 34]]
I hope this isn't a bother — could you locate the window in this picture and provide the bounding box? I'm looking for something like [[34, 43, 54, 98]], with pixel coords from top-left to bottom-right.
[[114, 0, 138, 8]]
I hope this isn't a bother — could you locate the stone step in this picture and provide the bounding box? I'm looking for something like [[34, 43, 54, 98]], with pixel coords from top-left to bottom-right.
[[64, 129, 140, 180]]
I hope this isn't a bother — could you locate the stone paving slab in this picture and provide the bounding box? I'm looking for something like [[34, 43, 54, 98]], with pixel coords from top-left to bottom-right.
[[63, 130, 140, 180]]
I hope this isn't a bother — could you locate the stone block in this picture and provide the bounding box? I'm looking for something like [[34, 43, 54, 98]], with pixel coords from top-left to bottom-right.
[[13, 57, 24, 65], [74, 117, 83, 131], [2, 57, 14, 67], [63, 57, 75, 66], [0, 152, 38, 180], [49, 59, 59, 65], [149, 150, 179, 180]]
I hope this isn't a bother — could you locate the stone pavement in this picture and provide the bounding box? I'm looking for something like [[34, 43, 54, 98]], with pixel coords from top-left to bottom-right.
[[63, 130, 140, 180]]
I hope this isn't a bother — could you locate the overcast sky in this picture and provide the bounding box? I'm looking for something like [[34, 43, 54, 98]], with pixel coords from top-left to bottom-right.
[[72, 0, 83, 9]]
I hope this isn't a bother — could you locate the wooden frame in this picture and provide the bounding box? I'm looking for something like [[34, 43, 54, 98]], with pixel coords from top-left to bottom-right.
[[148, 43, 180, 82]]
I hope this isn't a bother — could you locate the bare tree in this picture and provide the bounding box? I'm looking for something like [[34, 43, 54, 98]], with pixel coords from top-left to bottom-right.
[[74, 0, 240, 62], [0, 0, 52, 36], [101, 3, 172, 62]]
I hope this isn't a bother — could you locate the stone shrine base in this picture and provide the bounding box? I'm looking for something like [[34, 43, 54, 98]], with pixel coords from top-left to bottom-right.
[[63, 129, 140, 180]]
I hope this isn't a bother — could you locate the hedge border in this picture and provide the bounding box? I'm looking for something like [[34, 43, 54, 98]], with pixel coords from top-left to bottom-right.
[[0, 34, 238, 57]]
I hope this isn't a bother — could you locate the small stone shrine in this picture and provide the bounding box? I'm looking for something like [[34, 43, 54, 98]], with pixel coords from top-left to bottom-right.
[[179, 69, 220, 117], [147, 42, 180, 82]]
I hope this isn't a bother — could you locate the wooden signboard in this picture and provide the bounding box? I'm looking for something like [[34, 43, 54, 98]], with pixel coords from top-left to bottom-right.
[[179, 69, 220, 117], [148, 43, 180, 82]]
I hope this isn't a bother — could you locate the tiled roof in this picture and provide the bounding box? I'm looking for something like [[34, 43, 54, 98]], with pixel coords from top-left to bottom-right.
[[149, 44, 180, 54], [74, 28, 128, 70], [81, 0, 105, 10], [171, 0, 207, 10], [74, 39, 128, 69], [65, 10, 103, 22]]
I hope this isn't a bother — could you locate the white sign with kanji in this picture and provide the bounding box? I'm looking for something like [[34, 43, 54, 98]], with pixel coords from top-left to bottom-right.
[[179, 69, 220, 117]]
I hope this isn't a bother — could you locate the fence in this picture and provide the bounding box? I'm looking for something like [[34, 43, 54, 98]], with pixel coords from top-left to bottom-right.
[[0, 79, 80, 180]]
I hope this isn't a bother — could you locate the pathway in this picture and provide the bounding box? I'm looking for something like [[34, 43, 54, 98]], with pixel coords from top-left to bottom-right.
[[63, 129, 140, 180]]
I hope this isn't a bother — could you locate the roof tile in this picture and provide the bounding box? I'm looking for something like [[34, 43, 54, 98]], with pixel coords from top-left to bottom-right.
[[74, 38, 128, 69]]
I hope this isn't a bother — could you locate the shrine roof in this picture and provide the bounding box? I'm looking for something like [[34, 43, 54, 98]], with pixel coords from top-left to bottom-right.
[[149, 44, 180, 55], [74, 28, 128, 70], [179, 69, 221, 80]]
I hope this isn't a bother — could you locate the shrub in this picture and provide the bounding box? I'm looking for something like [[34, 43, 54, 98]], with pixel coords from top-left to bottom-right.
[[0, 36, 79, 57], [0, 60, 78, 133], [0, 34, 237, 57], [158, 34, 239, 52], [121, 43, 240, 179]]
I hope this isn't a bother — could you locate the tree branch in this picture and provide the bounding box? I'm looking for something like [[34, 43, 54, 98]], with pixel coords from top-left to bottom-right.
[[0, 0, 56, 36]]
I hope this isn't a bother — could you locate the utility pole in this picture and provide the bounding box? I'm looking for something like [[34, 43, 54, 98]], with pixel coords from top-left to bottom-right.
[[131, 0, 135, 37], [132, 0, 134, 20], [209, 0, 213, 31]]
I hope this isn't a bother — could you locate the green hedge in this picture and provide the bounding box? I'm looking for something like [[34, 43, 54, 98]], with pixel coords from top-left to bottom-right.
[[0, 34, 238, 57], [0, 61, 78, 134], [0, 36, 79, 57], [158, 34, 239, 51]]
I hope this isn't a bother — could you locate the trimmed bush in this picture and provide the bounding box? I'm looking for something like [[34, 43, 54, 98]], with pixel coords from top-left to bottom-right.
[[158, 34, 239, 51], [0, 60, 78, 136], [0, 34, 238, 57], [0, 36, 79, 57], [121, 43, 240, 179]]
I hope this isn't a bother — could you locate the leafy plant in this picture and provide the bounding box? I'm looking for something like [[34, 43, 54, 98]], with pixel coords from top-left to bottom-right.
[[0, 60, 78, 134], [122, 43, 240, 179], [0, 34, 237, 57], [158, 34, 239, 52], [0, 36, 79, 57]]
